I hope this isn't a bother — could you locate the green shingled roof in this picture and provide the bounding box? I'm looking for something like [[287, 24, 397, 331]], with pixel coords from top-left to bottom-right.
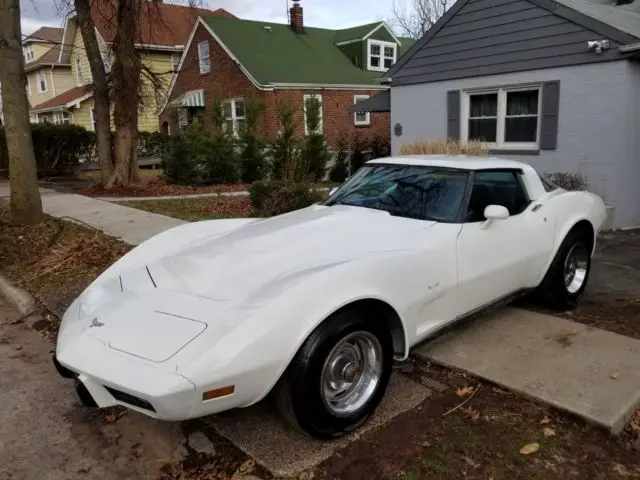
[[334, 22, 382, 43], [203, 16, 393, 86]]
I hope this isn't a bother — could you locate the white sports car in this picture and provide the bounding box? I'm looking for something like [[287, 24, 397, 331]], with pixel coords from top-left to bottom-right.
[[53, 155, 607, 439]]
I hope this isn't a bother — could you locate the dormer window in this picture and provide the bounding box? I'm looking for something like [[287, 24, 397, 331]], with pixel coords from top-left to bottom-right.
[[368, 40, 396, 72]]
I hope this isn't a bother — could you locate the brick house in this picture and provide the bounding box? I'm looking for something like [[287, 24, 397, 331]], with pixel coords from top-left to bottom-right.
[[159, 1, 414, 149]]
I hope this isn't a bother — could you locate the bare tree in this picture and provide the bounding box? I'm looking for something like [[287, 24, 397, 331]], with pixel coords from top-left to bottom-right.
[[0, 0, 43, 225], [390, 0, 453, 39], [75, 0, 113, 185], [106, 0, 142, 187]]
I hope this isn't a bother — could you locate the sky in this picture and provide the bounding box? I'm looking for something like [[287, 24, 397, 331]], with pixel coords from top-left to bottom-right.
[[20, 0, 398, 35]]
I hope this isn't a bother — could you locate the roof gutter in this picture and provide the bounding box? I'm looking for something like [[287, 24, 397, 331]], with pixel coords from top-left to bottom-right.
[[270, 82, 390, 90], [619, 42, 640, 53]]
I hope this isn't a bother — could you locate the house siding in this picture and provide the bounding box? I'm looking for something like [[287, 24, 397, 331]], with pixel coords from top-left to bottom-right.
[[390, 60, 640, 228], [52, 67, 75, 96], [392, 0, 627, 86], [160, 23, 390, 149], [70, 25, 93, 86], [138, 52, 175, 132]]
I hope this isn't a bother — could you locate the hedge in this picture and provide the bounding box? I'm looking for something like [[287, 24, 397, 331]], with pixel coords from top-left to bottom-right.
[[0, 123, 95, 177]]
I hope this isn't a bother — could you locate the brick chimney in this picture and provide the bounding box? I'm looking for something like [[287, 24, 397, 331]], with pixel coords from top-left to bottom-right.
[[290, 0, 304, 33]]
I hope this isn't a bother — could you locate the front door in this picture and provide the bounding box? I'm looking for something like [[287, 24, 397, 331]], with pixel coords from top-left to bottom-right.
[[456, 170, 554, 317]]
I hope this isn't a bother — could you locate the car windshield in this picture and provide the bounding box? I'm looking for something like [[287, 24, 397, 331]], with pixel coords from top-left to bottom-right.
[[324, 164, 470, 222]]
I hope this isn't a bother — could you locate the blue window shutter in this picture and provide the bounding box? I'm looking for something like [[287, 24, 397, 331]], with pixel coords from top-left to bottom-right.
[[447, 90, 460, 141], [540, 81, 560, 150]]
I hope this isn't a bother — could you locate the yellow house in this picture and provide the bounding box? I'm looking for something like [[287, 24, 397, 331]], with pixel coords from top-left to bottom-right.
[[18, 27, 76, 124], [32, 1, 234, 133]]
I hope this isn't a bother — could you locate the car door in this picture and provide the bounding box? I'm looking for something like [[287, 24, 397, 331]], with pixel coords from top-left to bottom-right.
[[455, 170, 554, 317]]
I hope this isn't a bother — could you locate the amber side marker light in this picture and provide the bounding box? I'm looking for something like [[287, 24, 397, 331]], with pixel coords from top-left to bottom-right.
[[202, 385, 235, 401]]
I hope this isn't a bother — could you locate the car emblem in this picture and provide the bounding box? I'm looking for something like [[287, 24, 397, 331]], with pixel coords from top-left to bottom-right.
[[89, 318, 104, 328]]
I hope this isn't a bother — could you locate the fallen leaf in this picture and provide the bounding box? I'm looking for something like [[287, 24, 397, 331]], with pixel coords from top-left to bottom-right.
[[462, 455, 480, 468], [105, 414, 116, 423], [611, 372, 620, 380], [456, 385, 475, 397], [613, 463, 631, 476], [543, 428, 556, 437], [539, 417, 551, 425], [460, 406, 480, 420], [232, 459, 256, 478], [520, 442, 540, 455]]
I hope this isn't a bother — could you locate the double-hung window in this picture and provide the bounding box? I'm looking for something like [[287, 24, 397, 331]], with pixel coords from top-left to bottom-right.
[[36, 71, 47, 93], [198, 41, 210, 74], [76, 58, 84, 85], [367, 40, 396, 72], [54, 111, 71, 124], [90, 108, 97, 131], [23, 45, 34, 62], [353, 94, 371, 126], [223, 99, 245, 136], [463, 86, 541, 150]]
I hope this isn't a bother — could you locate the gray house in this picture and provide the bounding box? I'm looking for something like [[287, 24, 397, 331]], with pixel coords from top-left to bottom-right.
[[354, 0, 640, 229]]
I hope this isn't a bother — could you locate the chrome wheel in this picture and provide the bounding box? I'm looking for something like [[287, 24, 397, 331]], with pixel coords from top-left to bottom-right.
[[320, 331, 383, 417], [564, 243, 589, 294]]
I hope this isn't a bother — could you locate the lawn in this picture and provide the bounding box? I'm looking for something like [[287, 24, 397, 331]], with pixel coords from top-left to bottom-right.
[[75, 168, 338, 199], [116, 196, 255, 222]]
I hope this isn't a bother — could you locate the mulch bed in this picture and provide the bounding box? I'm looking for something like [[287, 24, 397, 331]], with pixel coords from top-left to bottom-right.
[[75, 176, 252, 198], [0, 203, 130, 337], [318, 360, 640, 480], [117, 196, 254, 222]]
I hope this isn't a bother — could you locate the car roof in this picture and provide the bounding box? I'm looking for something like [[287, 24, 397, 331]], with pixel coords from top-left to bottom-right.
[[366, 155, 531, 171]]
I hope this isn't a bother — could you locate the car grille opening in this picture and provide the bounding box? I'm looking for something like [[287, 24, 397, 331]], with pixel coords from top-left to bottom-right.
[[104, 386, 156, 412]]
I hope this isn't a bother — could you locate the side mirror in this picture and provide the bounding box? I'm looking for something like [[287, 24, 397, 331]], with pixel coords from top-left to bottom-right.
[[484, 205, 509, 220], [329, 187, 338, 196], [481, 205, 509, 229]]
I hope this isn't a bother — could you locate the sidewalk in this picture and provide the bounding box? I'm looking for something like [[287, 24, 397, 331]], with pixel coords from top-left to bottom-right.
[[0, 183, 185, 246]]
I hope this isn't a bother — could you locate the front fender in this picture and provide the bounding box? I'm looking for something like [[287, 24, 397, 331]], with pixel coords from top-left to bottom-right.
[[184, 247, 453, 407]]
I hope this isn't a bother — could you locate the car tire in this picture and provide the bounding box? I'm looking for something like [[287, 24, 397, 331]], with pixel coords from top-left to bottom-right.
[[538, 228, 592, 309], [274, 309, 393, 440]]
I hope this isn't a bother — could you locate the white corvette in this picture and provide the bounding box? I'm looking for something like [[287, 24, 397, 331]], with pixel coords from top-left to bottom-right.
[[53, 156, 607, 439]]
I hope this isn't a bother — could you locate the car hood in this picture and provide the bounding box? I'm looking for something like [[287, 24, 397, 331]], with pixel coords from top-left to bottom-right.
[[145, 204, 435, 303]]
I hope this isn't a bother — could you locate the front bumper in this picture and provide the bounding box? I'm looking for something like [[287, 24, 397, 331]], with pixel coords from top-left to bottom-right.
[[54, 336, 198, 420]]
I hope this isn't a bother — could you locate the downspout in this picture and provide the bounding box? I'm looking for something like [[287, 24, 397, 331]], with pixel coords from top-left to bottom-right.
[[50, 66, 56, 97]]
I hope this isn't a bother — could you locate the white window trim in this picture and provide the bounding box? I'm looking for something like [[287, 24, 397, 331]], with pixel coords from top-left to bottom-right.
[[53, 111, 72, 125], [353, 94, 371, 126], [89, 107, 96, 131], [171, 52, 181, 73], [303, 94, 323, 135], [198, 41, 211, 74], [224, 98, 245, 137], [26, 79, 31, 97], [23, 45, 34, 62], [76, 57, 84, 86], [367, 39, 397, 72], [36, 71, 48, 93], [461, 85, 542, 151]]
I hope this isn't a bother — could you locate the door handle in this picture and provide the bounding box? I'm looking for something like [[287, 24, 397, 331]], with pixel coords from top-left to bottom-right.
[[532, 204, 543, 212]]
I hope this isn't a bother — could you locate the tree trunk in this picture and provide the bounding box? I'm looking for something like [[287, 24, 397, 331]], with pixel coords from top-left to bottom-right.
[[74, 0, 112, 185], [106, 0, 141, 188], [0, 0, 43, 225]]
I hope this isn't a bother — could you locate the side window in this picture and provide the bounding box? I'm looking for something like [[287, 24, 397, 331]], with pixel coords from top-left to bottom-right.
[[465, 170, 530, 222]]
